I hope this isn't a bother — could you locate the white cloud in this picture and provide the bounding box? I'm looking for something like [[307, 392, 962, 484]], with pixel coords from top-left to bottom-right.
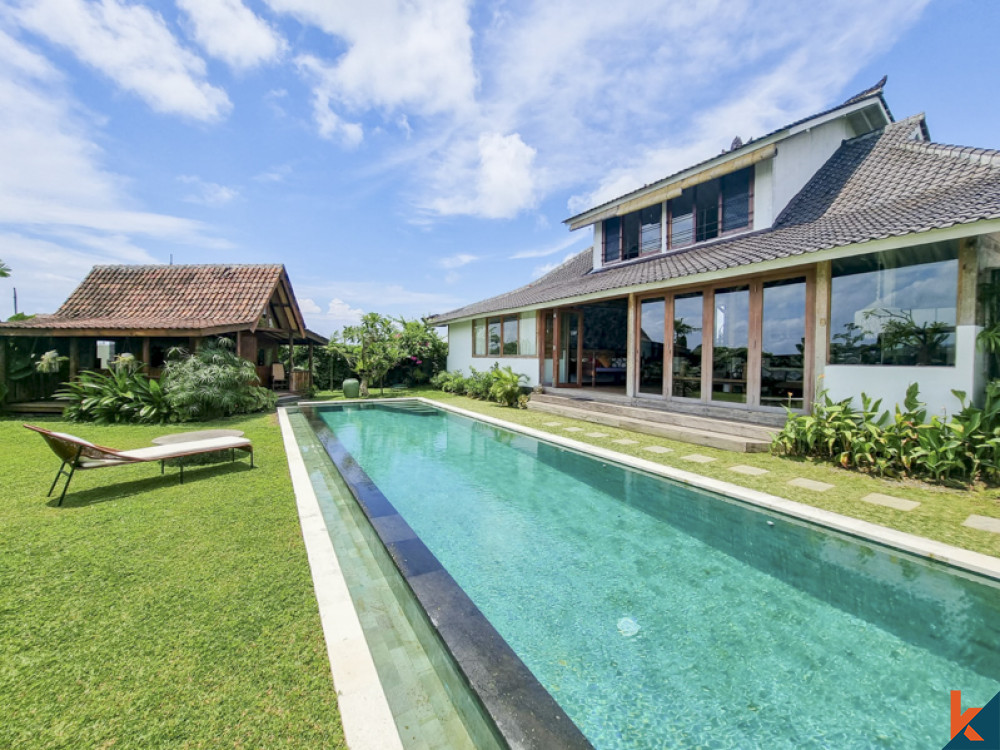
[[425, 131, 538, 219], [178, 175, 239, 206], [17, 0, 231, 121], [177, 0, 285, 71], [438, 253, 478, 269], [0, 30, 232, 314], [269, 0, 476, 120], [511, 232, 589, 259], [298, 297, 321, 314]]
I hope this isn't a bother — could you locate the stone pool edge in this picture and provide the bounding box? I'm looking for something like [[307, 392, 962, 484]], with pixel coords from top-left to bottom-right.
[[298, 402, 593, 750], [277, 407, 405, 750]]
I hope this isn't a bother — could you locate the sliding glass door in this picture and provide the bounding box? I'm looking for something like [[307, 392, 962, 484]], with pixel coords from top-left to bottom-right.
[[671, 292, 703, 399]]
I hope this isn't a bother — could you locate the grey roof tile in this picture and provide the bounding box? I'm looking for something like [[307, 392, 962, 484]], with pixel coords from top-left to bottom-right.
[[431, 115, 1000, 324]]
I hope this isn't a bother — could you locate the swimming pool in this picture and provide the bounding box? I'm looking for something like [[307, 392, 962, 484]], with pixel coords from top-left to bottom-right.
[[301, 400, 999, 749]]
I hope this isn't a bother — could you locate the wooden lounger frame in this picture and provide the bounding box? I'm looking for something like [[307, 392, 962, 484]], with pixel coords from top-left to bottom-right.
[[24, 424, 254, 506]]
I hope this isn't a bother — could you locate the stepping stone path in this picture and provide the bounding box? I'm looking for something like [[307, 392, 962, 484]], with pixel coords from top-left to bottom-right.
[[643, 446, 673, 454], [728, 465, 768, 476], [681, 454, 716, 464], [963, 515, 1000, 534], [585, 432, 609, 438], [563, 426, 583, 432], [611, 439, 639, 445], [861, 493, 920, 512], [787, 477, 834, 492], [543, 421, 562, 427]]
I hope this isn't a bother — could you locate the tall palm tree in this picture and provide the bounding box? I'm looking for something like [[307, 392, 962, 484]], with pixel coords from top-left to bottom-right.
[[0, 259, 9, 278]]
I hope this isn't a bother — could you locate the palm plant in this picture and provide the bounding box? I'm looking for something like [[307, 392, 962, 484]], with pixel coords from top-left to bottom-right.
[[161, 338, 275, 421]]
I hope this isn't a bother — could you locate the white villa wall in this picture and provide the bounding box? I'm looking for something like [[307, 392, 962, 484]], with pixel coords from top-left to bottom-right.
[[446, 320, 540, 387], [769, 118, 854, 222], [752, 159, 774, 231], [823, 325, 981, 419]]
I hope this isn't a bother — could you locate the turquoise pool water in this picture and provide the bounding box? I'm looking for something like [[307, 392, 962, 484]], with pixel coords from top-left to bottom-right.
[[317, 402, 999, 749]]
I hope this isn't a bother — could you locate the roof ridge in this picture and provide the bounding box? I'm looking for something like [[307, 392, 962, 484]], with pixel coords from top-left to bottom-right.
[[898, 139, 1000, 167], [89, 263, 284, 269]]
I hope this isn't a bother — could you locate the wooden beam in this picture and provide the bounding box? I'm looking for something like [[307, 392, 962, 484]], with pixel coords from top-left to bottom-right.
[[141, 337, 151, 371], [69, 338, 79, 380]]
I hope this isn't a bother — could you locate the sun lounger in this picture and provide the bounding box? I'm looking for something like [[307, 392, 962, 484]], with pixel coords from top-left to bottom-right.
[[24, 424, 254, 505]]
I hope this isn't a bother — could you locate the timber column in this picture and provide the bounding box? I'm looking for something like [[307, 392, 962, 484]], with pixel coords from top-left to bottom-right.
[[625, 293, 637, 398], [811, 261, 831, 408]]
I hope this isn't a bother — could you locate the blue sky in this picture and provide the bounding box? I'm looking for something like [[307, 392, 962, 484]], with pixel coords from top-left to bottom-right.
[[0, 0, 997, 335]]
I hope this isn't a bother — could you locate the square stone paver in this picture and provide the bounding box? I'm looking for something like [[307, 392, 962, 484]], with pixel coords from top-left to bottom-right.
[[542, 421, 562, 427], [861, 493, 920, 512], [585, 432, 609, 438], [563, 426, 583, 432], [611, 438, 639, 445], [788, 477, 834, 492], [642, 445, 673, 454], [963, 515, 1000, 535], [681, 454, 716, 464], [729, 464, 769, 476]]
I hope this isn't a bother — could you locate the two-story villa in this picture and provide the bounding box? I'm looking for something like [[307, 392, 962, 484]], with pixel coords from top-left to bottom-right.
[[429, 79, 1000, 425]]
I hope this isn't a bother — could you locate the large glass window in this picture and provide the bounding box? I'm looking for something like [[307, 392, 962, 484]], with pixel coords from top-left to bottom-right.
[[760, 278, 806, 409], [601, 167, 753, 266], [670, 191, 694, 248], [518, 313, 537, 356], [712, 286, 749, 403], [503, 317, 518, 355], [830, 243, 958, 366], [473, 320, 486, 357], [622, 211, 641, 261], [487, 319, 502, 356], [639, 298, 665, 394], [474, 313, 537, 357], [721, 169, 751, 232], [671, 292, 703, 398], [695, 180, 720, 243], [640, 205, 661, 255], [603, 216, 621, 263]]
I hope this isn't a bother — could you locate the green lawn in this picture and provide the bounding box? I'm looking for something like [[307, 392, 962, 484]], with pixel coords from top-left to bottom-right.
[[0, 414, 344, 749], [315, 386, 1000, 559]]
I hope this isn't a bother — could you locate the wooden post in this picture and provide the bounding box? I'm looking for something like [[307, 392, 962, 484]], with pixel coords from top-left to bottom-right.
[[307, 342, 314, 388], [0, 338, 7, 400], [625, 293, 637, 398], [69, 338, 79, 380], [811, 261, 832, 412], [141, 337, 151, 370], [288, 334, 294, 390]]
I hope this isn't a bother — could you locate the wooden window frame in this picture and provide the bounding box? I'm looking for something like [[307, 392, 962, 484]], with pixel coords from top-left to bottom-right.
[[632, 265, 814, 412], [471, 313, 537, 358]]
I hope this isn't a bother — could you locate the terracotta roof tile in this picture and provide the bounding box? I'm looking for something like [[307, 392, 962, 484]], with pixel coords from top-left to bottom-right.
[[0, 264, 285, 331]]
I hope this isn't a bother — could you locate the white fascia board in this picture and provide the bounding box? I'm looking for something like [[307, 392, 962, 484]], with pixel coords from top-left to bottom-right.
[[787, 98, 890, 137]]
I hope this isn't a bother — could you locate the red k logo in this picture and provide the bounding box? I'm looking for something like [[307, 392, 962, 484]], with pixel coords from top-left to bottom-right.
[[953, 691, 985, 742]]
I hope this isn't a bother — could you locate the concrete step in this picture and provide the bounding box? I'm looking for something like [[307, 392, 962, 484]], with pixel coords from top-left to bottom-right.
[[527, 398, 774, 453], [530, 392, 779, 442], [6, 401, 64, 414]]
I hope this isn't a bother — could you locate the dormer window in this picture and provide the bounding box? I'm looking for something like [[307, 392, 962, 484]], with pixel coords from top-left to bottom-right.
[[602, 166, 753, 265]]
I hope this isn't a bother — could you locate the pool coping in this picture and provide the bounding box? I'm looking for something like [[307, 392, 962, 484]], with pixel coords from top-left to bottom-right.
[[277, 407, 405, 750], [298, 402, 593, 750]]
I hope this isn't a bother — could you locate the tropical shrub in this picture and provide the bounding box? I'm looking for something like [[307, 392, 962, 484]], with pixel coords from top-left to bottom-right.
[[161, 338, 276, 421], [773, 382, 1000, 485], [489, 366, 529, 407], [58, 355, 172, 424]]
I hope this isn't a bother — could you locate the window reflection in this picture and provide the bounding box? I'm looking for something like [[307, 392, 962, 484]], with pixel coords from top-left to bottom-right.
[[761, 278, 805, 409], [639, 298, 665, 394], [830, 242, 957, 366], [671, 292, 702, 398], [712, 286, 749, 403]]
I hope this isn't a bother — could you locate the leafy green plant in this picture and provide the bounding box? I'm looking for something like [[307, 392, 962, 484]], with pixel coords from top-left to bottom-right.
[[57, 364, 172, 424], [328, 313, 403, 397], [464, 366, 498, 400], [488, 366, 528, 407], [35, 349, 68, 374], [161, 338, 276, 421]]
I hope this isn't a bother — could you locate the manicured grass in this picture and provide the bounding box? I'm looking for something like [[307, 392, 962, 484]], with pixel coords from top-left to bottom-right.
[[318, 387, 1000, 559], [0, 414, 344, 749]]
